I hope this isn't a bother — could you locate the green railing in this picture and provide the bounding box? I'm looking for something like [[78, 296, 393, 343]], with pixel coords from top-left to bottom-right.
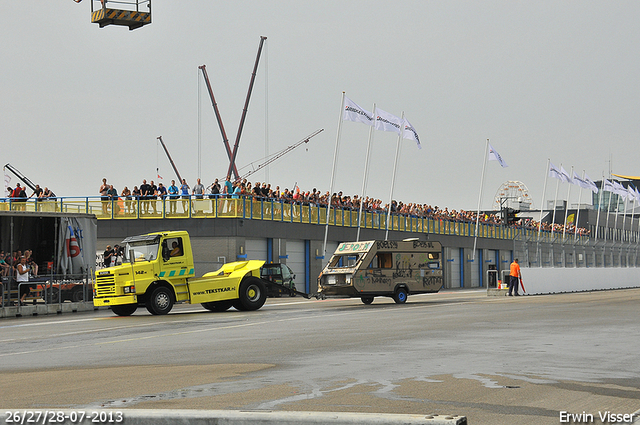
[[0, 196, 590, 243]]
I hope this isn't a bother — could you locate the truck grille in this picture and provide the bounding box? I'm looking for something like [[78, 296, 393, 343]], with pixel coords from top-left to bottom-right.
[[96, 274, 116, 296]]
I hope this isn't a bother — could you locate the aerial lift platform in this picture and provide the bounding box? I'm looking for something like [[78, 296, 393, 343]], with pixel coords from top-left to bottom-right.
[[90, 0, 151, 30]]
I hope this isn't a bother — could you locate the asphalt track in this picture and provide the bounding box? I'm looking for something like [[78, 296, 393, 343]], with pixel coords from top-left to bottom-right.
[[1, 288, 639, 424]]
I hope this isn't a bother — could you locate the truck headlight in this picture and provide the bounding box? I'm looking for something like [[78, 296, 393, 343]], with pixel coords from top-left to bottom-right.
[[123, 285, 136, 294]]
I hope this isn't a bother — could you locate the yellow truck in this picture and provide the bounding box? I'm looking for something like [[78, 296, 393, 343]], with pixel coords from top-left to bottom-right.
[[94, 230, 293, 316], [318, 240, 443, 304]]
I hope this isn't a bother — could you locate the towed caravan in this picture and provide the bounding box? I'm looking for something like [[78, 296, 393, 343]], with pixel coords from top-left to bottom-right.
[[318, 240, 443, 304]]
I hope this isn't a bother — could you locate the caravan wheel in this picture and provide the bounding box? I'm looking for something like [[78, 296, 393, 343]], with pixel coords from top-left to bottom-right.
[[393, 287, 408, 304]]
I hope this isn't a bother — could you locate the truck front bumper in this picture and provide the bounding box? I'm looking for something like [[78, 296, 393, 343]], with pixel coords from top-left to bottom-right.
[[93, 294, 137, 307]]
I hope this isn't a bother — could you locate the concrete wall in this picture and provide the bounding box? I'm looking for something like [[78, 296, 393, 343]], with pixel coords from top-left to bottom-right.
[[522, 267, 640, 294]]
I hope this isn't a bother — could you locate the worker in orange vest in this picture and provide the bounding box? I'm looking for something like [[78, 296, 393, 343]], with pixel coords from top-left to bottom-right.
[[508, 258, 521, 296]]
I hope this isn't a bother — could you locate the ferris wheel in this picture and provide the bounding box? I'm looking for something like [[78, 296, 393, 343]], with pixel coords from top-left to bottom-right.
[[493, 181, 533, 210]]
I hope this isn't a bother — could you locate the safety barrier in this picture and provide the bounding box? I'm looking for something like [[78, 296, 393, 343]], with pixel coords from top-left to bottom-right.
[[1, 272, 94, 317]]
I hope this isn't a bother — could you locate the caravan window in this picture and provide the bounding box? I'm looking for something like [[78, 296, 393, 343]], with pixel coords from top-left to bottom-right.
[[328, 254, 360, 268], [368, 253, 393, 269]]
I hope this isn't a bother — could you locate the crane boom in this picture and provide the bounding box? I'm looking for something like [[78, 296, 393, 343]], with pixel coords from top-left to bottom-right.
[[157, 136, 183, 184], [227, 36, 267, 179], [4, 163, 37, 192], [239, 129, 323, 181], [198, 65, 238, 179]]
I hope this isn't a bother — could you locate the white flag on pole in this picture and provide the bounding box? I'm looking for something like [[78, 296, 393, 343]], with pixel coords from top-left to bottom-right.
[[374, 108, 402, 134], [603, 179, 615, 192], [584, 173, 599, 193], [634, 186, 640, 202], [343, 96, 374, 126], [613, 181, 627, 198], [549, 163, 569, 182], [572, 172, 590, 190], [627, 185, 636, 202], [560, 166, 572, 184], [402, 118, 421, 149], [487, 143, 508, 168]]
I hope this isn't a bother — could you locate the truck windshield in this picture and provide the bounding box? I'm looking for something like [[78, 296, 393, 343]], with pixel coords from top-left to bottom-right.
[[123, 240, 159, 263], [328, 254, 361, 268]]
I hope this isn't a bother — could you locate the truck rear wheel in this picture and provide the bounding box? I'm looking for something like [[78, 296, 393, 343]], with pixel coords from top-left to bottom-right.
[[237, 277, 267, 311], [202, 300, 233, 312], [71, 286, 84, 302], [111, 304, 138, 316], [393, 287, 408, 304], [361, 296, 374, 305], [44, 287, 60, 303], [146, 286, 174, 315]]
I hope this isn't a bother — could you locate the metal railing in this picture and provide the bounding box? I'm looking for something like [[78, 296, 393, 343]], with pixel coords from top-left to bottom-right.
[[92, 0, 150, 11], [1, 272, 94, 315], [0, 195, 538, 241]]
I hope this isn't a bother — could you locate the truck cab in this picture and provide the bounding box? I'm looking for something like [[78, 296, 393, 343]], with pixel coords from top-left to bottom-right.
[[94, 230, 278, 316], [94, 231, 195, 316]]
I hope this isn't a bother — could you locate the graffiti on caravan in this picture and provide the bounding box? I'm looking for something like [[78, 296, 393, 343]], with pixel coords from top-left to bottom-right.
[[376, 241, 398, 249], [423, 276, 443, 288], [413, 241, 435, 249], [337, 242, 372, 253], [371, 276, 392, 286]]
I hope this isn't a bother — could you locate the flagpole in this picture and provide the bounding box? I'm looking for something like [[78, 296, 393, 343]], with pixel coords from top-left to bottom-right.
[[323, 92, 345, 257], [573, 171, 584, 240], [594, 173, 603, 243], [635, 185, 640, 244], [613, 181, 620, 249], [537, 159, 550, 265], [622, 186, 629, 243], [562, 166, 574, 241], [621, 186, 629, 265], [550, 164, 562, 239], [356, 103, 375, 242], [384, 111, 404, 241], [618, 182, 633, 267], [635, 185, 640, 265], [550, 164, 563, 268], [472, 139, 490, 261]]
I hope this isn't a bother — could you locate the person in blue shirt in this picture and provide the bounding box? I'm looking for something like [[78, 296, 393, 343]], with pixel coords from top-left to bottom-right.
[[168, 180, 179, 214], [180, 179, 190, 214]]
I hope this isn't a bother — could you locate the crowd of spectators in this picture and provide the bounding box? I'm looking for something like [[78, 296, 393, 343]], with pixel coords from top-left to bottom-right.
[[0, 249, 40, 306], [5, 183, 56, 205], [0, 177, 589, 235], [95, 176, 590, 236], [0, 250, 38, 279]]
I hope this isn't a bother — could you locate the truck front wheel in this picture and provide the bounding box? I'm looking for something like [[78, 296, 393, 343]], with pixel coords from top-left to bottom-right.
[[237, 277, 267, 311], [146, 286, 174, 315], [111, 304, 138, 316]]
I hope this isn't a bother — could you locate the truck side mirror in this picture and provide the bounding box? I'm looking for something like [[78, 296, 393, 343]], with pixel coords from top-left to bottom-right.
[[129, 249, 135, 264]]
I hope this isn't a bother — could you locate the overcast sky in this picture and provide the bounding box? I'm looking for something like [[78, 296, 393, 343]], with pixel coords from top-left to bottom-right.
[[2, 1, 640, 211]]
